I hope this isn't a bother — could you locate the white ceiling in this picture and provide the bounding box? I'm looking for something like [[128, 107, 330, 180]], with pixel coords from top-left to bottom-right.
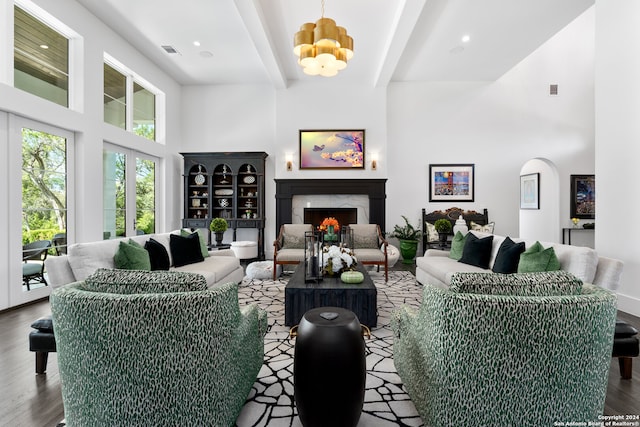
[[75, 0, 594, 88]]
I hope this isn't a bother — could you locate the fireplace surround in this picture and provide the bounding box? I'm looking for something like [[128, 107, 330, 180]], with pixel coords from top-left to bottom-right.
[[274, 179, 387, 235]]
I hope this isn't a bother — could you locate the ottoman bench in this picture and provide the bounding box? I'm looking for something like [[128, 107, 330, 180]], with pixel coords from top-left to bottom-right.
[[613, 319, 639, 379], [29, 315, 56, 374]]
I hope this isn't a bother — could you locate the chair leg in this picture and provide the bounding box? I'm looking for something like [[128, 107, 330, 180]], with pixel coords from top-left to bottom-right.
[[273, 260, 277, 281], [618, 357, 633, 379], [35, 351, 49, 374]]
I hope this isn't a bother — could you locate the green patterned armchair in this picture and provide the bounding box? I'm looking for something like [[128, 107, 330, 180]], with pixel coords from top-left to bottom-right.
[[391, 271, 617, 427], [51, 269, 267, 427]]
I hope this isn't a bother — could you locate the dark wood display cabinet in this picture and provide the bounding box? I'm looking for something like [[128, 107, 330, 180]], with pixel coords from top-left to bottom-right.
[[181, 152, 268, 259]]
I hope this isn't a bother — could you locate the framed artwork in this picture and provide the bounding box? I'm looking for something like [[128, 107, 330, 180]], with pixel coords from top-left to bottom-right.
[[299, 130, 365, 169], [520, 173, 540, 209], [570, 174, 595, 219], [429, 164, 475, 202]]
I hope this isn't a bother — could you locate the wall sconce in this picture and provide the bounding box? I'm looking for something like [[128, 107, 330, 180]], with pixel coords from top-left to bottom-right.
[[286, 153, 293, 171], [371, 152, 378, 170]]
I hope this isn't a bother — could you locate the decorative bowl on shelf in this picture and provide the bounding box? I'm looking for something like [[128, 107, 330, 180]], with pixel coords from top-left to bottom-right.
[[218, 199, 229, 208], [243, 175, 256, 184], [214, 189, 234, 196]]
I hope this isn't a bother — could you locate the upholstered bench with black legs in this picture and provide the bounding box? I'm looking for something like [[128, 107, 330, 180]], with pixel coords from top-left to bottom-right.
[[28, 315, 56, 374], [613, 319, 639, 379]]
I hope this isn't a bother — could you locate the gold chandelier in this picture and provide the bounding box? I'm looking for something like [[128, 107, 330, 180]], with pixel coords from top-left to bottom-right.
[[293, 0, 354, 77]]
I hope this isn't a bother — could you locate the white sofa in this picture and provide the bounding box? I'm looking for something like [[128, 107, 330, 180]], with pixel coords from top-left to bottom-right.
[[45, 231, 245, 289], [416, 232, 624, 291]]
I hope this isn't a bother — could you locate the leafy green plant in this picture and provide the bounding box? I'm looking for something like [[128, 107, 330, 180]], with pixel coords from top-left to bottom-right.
[[390, 215, 421, 241], [209, 218, 228, 232], [434, 218, 452, 234]]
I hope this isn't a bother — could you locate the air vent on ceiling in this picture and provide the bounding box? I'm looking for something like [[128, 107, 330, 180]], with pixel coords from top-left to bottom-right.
[[549, 84, 558, 96], [161, 45, 179, 54]]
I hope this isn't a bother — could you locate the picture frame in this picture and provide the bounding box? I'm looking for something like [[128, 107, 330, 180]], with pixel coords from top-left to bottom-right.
[[570, 174, 595, 219], [428, 164, 474, 202], [299, 130, 365, 169], [520, 173, 540, 209]]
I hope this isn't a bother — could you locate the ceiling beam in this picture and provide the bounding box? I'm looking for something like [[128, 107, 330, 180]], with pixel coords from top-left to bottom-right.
[[374, 0, 427, 88], [233, 0, 287, 89]]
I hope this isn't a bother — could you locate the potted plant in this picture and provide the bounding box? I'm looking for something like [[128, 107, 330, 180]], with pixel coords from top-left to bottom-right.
[[390, 215, 421, 264], [434, 219, 452, 249], [209, 218, 228, 247]]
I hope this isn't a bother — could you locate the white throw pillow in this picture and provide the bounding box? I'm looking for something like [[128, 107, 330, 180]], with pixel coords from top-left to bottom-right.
[[425, 222, 439, 243], [470, 221, 495, 234]]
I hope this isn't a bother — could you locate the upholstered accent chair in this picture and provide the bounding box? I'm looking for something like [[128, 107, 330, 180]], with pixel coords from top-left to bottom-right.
[[273, 224, 313, 280], [391, 271, 617, 427], [51, 269, 267, 427], [349, 224, 388, 281]]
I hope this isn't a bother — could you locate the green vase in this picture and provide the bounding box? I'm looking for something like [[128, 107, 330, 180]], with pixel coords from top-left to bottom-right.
[[399, 239, 418, 264]]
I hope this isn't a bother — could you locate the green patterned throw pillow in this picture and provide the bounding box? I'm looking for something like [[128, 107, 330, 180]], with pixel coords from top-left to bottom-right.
[[517, 241, 561, 273], [448, 231, 467, 260], [114, 239, 151, 271]]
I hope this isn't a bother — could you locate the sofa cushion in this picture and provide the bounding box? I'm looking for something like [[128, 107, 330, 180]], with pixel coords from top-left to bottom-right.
[[425, 222, 439, 243], [417, 254, 487, 285], [470, 221, 494, 233], [173, 255, 240, 287], [550, 243, 598, 284], [114, 240, 151, 271], [350, 224, 380, 249], [518, 241, 560, 273], [459, 233, 494, 269], [67, 239, 124, 281], [181, 229, 210, 258], [449, 271, 583, 296], [81, 268, 208, 294], [448, 231, 467, 261], [352, 248, 385, 263], [281, 224, 312, 249], [145, 238, 171, 271], [170, 233, 205, 267], [492, 237, 526, 274]]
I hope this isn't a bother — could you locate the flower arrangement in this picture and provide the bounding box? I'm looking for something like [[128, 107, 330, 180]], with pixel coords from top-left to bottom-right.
[[322, 245, 357, 275], [319, 217, 340, 233]]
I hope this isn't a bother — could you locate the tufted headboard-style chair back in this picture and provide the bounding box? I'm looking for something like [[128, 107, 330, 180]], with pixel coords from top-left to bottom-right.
[[392, 271, 617, 427], [51, 269, 267, 426]]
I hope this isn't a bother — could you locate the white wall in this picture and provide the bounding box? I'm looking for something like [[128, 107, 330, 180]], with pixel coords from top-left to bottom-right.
[[387, 7, 595, 246], [595, 0, 640, 316], [0, 0, 182, 309], [519, 158, 560, 242]]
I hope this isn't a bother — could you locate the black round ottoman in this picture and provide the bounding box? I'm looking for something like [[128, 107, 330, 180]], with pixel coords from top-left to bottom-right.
[[293, 307, 366, 427]]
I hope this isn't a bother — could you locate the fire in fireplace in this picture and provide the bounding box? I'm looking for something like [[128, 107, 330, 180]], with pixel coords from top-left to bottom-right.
[[304, 208, 358, 229]]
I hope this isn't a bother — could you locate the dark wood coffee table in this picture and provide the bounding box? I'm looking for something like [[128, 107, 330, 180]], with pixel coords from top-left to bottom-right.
[[284, 264, 377, 328]]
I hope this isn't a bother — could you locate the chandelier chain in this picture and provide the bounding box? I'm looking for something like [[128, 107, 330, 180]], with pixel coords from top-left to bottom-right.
[[321, 0, 325, 18]]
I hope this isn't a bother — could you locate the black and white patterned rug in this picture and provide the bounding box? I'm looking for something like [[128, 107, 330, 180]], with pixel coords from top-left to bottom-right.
[[235, 270, 424, 427], [57, 270, 424, 427]]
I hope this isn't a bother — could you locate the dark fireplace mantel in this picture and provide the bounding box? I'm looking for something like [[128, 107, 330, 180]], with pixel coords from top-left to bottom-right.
[[274, 179, 387, 235]]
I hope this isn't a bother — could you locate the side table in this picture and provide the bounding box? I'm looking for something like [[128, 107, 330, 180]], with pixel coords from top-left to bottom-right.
[[292, 307, 366, 427]]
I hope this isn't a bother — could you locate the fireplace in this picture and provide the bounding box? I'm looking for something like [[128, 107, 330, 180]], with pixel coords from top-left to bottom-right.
[[274, 179, 387, 234], [304, 208, 358, 229]]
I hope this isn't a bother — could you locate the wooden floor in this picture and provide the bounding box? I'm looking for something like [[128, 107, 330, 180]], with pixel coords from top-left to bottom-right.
[[1, 283, 638, 426]]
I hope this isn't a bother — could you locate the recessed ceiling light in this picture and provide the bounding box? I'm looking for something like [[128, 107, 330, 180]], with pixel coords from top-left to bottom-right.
[[199, 51, 214, 58], [193, 41, 201, 47], [40, 44, 49, 49], [461, 35, 470, 43]]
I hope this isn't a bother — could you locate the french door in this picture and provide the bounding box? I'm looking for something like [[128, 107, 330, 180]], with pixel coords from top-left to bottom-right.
[[7, 115, 74, 307], [103, 143, 158, 239]]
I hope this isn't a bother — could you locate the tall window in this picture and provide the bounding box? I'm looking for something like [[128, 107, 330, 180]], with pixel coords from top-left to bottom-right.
[[103, 63, 126, 130], [103, 145, 157, 238], [14, 5, 69, 107], [103, 60, 158, 142]]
